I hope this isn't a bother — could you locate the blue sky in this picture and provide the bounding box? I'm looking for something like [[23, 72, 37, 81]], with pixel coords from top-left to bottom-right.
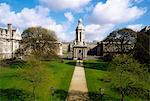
[[0, 0, 149, 42]]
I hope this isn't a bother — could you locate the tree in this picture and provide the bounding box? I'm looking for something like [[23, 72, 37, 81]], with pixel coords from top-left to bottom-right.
[[108, 54, 149, 101], [133, 28, 150, 64], [19, 27, 58, 60], [103, 28, 137, 53], [18, 56, 50, 101]]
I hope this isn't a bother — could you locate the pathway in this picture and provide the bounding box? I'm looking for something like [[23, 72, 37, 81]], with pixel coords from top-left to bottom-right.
[[67, 60, 89, 101]]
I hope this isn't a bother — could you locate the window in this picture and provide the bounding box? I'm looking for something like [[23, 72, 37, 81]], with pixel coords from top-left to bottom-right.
[[80, 32, 81, 41], [79, 50, 81, 53]]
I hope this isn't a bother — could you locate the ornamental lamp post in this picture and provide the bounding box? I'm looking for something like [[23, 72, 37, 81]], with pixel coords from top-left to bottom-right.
[[50, 87, 56, 101], [99, 88, 104, 100]]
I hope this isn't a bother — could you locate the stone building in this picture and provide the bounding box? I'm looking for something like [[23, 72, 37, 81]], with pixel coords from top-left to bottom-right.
[[0, 24, 22, 59], [72, 19, 87, 60], [60, 23, 141, 59], [52, 41, 63, 56]]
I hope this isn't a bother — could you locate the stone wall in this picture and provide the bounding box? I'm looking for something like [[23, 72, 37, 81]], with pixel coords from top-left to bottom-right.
[[0, 24, 21, 59], [61, 42, 100, 56], [61, 41, 135, 58], [62, 42, 72, 54]]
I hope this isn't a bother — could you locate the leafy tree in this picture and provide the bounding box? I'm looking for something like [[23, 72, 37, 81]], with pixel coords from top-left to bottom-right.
[[19, 27, 58, 60], [133, 30, 150, 64], [108, 54, 149, 101], [18, 56, 51, 101], [103, 28, 137, 53]]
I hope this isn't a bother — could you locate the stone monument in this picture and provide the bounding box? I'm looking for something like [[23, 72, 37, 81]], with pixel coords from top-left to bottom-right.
[[73, 19, 87, 60]]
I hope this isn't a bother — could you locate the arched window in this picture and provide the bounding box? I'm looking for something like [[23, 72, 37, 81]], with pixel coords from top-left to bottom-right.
[[76, 32, 78, 41], [79, 50, 81, 53]]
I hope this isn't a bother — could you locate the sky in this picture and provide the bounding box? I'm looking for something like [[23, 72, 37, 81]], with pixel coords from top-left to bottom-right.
[[0, 0, 150, 42]]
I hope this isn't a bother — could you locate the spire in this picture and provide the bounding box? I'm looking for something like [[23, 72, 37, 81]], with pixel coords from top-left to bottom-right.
[[78, 18, 82, 24], [76, 18, 84, 30]]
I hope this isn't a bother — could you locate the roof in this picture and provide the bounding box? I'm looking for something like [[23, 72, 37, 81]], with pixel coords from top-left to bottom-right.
[[76, 19, 84, 30]]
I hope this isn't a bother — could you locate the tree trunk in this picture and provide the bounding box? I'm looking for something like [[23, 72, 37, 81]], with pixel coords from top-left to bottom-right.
[[33, 85, 36, 101], [121, 42, 123, 54], [120, 90, 124, 101]]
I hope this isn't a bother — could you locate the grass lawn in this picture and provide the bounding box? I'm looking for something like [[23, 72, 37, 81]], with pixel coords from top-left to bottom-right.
[[84, 60, 144, 101], [0, 60, 75, 101]]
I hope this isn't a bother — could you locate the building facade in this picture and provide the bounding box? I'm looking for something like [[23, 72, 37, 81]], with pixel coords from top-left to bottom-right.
[[72, 19, 87, 60], [0, 24, 22, 59]]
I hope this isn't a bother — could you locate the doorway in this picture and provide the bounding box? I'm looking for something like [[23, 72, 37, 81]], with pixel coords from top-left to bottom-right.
[[78, 49, 83, 60]]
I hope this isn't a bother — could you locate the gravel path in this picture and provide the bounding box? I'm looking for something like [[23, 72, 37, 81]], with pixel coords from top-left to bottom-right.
[[67, 60, 89, 101]]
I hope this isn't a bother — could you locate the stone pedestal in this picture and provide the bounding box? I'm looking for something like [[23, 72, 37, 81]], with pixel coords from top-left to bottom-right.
[[73, 46, 87, 60]]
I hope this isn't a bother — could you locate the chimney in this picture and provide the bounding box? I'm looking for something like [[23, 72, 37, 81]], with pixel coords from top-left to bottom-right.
[[7, 23, 12, 34]]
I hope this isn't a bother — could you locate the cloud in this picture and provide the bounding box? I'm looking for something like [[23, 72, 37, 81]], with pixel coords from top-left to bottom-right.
[[0, 3, 54, 29], [64, 12, 74, 22], [0, 3, 69, 41], [39, 0, 91, 10], [85, 24, 114, 41], [127, 24, 144, 31], [84, 0, 146, 41], [89, 0, 146, 24], [0, 0, 147, 42], [60, 31, 75, 42]]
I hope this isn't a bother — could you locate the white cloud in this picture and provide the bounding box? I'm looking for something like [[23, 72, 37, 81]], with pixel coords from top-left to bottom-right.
[[85, 24, 114, 41], [0, 3, 69, 41], [39, 0, 91, 10], [64, 12, 74, 22], [60, 31, 75, 42], [127, 24, 144, 31], [84, 0, 146, 41], [89, 0, 146, 24]]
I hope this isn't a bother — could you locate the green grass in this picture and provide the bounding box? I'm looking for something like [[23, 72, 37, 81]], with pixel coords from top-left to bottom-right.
[[84, 60, 144, 101], [0, 60, 75, 101]]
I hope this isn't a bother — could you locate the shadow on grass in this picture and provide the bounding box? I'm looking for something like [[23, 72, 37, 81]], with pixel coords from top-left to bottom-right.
[[66, 59, 110, 71], [0, 88, 33, 101], [63, 57, 73, 60], [84, 61, 110, 71], [0, 58, 26, 68], [52, 89, 120, 101], [0, 73, 17, 79], [65, 61, 76, 66], [52, 89, 68, 101], [88, 92, 119, 101]]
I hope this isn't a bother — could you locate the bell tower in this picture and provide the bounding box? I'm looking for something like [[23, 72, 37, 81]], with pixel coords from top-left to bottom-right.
[[73, 19, 87, 60], [75, 19, 85, 46]]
